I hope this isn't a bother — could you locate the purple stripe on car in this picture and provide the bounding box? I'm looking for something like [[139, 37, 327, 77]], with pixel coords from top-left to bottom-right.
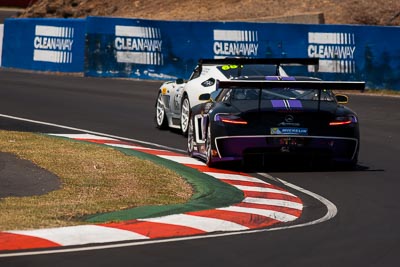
[[288, 100, 302, 109], [271, 100, 303, 109], [271, 100, 286, 108], [281, 76, 296, 81], [265, 76, 279, 80]]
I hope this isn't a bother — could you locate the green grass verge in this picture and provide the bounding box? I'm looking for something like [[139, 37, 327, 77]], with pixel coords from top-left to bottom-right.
[[0, 130, 244, 230], [85, 146, 244, 222]]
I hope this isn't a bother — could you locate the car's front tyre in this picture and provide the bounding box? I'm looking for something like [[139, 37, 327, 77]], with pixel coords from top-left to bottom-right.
[[155, 91, 168, 129], [180, 95, 191, 136]]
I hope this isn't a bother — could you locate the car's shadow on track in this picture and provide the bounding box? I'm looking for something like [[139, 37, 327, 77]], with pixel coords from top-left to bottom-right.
[[212, 158, 380, 174]]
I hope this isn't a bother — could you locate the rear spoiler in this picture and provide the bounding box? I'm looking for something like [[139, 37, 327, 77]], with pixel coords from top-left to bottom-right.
[[217, 80, 365, 111], [217, 80, 365, 91], [199, 58, 319, 66]]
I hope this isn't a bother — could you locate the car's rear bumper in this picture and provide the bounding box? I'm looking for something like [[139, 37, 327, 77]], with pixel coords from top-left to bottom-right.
[[214, 135, 358, 163]]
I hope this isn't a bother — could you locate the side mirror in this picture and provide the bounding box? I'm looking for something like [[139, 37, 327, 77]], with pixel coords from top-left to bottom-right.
[[199, 93, 211, 101], [336, 94, 349, 104], [176, 78, 185, 84]]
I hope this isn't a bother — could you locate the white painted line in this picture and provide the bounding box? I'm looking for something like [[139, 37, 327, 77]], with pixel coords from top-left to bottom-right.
[[7, 225, 149, 246], [204, 172, 270, 184], [0, 114, 186, 153], [49, 133, 118, 141], [217, 206, 298, 222], [158, 155, 206, 165], [106, 143, 158, 151], [243, 197, 303, 210], [234, 185, 296, 197], [258, 173, 338, 222], [140, 214, 248, 232]]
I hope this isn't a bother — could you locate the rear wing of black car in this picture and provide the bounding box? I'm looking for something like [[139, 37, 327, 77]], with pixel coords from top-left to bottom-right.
[[217, 80, 365, 91], [217, 80, 365, 110]]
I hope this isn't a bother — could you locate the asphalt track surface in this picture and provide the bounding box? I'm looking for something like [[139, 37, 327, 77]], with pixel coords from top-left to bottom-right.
[[0, 69, 400, 266]]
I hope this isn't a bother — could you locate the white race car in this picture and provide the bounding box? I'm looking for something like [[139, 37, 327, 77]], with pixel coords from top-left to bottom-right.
[[155, 58, 318, 135]]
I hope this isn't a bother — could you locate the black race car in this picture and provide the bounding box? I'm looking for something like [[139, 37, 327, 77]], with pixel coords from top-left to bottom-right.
[[187, 77, 365, 169]]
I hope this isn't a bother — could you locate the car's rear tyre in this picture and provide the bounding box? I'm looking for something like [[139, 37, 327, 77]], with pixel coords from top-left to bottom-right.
[[180, 95, 191, 136], [187, 118, 195, 157], [155, 92, 168, 129], [205, 124, 215, 167]]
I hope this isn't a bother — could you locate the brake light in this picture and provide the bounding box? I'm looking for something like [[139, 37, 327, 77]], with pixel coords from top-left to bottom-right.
[[221, 118, 248, 125], [215, 114, 248, 125], [329, 115, 357, 126], [329, 120, 352, 126]]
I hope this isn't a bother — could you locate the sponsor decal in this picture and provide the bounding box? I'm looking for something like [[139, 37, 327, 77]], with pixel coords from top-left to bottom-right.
[[201, 78, 216, 87], [33, 25, 74, 64], [213, 29, 259, 59], [270, 127, 308, 135], [115, 25, 163, 65], [307, 32, 356, 73]]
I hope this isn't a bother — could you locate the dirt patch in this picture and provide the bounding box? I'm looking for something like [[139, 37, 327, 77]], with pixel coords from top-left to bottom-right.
[[17, 0, 400, 26]]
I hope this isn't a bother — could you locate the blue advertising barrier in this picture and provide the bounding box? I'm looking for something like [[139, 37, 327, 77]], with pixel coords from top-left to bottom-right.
[[1, 16, 399, 90], [85, 17, 400, 90], [85, 17, 199, 80], [2, 18, 85, 72]]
